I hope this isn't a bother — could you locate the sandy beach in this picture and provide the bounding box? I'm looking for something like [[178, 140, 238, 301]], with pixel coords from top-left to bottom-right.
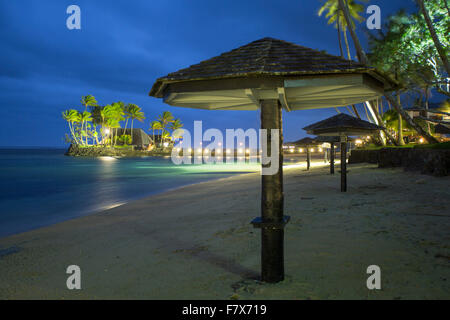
[[0, 162, 449, 299]]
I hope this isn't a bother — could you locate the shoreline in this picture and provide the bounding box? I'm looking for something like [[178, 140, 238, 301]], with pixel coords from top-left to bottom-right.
[[0, 163, 449, 299]]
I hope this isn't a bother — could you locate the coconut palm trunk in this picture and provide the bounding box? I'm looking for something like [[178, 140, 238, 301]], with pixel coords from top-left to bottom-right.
[[131, 119, 134, 145], [397, 94, 405, 145], [337, 14, 344, 58], [343, 28, 351, 60]]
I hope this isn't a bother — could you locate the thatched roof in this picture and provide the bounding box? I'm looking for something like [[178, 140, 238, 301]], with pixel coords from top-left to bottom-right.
[[314, 135, 358, 142], [287, 137, 318, 146], [150, 37, 396, 98], [303, 113, 384, 136], [116, 128, 153, 146]]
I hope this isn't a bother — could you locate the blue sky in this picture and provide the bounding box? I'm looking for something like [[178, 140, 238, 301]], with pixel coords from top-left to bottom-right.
[[0, 0, 418, 147]]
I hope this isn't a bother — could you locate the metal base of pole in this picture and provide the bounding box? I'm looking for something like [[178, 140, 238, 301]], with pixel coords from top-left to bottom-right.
[[251, 216, 290, 282]]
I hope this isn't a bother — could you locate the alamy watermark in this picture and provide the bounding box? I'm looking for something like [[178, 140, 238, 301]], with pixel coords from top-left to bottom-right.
[[169, 121, 280, 175], [366, 4, 381, 30], [66, 5, 81, 30]]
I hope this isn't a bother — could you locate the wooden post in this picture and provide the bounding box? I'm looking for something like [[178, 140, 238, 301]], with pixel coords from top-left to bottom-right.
[[306, 146, 311, 170], [260, 99, 285, 283], [340, 136, 347, 192], [330, 142, 335, 174]]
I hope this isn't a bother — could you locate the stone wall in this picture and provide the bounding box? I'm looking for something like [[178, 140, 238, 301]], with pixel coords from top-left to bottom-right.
[[349, 148, 450, 176], [65, 144, 171, 157]]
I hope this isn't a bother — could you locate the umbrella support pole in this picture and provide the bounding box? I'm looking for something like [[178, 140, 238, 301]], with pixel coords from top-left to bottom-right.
[[306, 146, 311, 170], [340, 136, 347, 192], [251, 99, 288, 283], [330, 142, 335, 174]]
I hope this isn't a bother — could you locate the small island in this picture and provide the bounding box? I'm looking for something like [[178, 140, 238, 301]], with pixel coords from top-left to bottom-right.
[[62, 95, 183, 157]]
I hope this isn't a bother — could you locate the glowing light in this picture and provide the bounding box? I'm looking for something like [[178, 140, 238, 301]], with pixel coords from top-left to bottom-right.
[[246, 149, 250, 154], [187, 148, 192, 153], [99, 156, 116, 161], [310, 148, 314, 152], [239, 142, 243, 146], [419, 137, 424, 143], [177, 148, 181, 152], [218, 142, 222, 146], [319, 148, 323, 152], [299, 148, 303, 152], [355, 139, 363, 145], [217, 149, 222, 153], [290, 149, 294, 153], [197, 148, 202, 153], [163, 142, 169, 147], [104, 128, 110, 135], [366, 136, 370, 139], [238, 148, 243, 154], [226, 149, 231, 154], [205, 148, 209, 153]]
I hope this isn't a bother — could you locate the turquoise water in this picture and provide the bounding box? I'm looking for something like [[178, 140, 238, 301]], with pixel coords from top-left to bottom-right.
[[0, 148, 266, 238]]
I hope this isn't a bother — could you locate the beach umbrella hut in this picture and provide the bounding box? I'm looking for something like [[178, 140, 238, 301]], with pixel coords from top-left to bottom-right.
[[303, 113, 384, 192], [290, 137, 318, 170], [149, 37, 394, 283]]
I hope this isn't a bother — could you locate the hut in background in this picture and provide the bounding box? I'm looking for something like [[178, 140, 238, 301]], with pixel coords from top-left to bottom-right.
[[116, 128, 153, 149]]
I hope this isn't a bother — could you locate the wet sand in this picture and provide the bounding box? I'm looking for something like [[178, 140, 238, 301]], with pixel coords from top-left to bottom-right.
[[0, 162, 449, 299]]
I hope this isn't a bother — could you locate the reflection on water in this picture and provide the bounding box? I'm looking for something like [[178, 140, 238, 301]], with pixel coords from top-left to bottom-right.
[[0, 149, 266, 237], [0, 149, 306, 237]]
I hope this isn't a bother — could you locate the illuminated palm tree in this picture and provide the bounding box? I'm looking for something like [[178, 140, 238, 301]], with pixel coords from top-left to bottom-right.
[[158, 111, 175, 145], [150, 120, 162, 146], [62, 109, 81, 144], [80, 95, 98, 145], [169, 118, 184, 143], [127, 104, 145, 144]]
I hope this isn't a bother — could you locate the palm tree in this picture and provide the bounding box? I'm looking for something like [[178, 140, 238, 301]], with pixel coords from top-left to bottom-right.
[[338, 0, 438, 143], [169, 118, 184, 143], [62, 109, 81, 144], [81, 95, 97, 112], [80, 95, 98, 145], [318, 0, 366, 61], [127, 104, 145, 144], [150, 120, 162, 146], [102, 104, 124, 146], [80, 111, 93, 145], [158, 111, 175, 145]]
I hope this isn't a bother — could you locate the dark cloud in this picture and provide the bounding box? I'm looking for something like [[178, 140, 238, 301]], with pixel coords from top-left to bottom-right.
[[0, 0, 414, 146]]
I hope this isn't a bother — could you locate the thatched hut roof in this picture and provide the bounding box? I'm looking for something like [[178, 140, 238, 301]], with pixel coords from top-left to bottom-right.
[[314, 135, 358, 143], [303, 113, 384, 136], [149, 38, 396, 110], [116, 128, 153, 146], [288, 137, 318, 146]]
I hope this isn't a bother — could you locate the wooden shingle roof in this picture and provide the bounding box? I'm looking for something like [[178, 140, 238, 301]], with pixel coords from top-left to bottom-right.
[[150, 37, 393, 97], [303, 113, 384, 136], [290, 137, 318, 146]]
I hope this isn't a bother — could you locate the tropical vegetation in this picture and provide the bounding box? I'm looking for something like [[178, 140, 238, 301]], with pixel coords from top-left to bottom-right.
[[62, 95, 183, 150], [317, 0, 449, 145]]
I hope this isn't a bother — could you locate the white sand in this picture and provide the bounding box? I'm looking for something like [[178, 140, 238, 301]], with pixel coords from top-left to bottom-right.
[[0, 162, 449, 299]]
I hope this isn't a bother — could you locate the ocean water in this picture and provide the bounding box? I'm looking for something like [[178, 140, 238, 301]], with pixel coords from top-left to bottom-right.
[[0, 148, 267, 238]]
